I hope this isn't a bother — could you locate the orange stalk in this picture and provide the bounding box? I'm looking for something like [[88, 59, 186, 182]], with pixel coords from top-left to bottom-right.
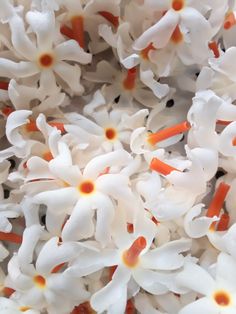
[[224, 12, 236, 30], [49, 122, 66, 133], [123, 67, 137, 90], [150, 157, 180, 176], [208, 41, 220, 58], [141, 43, 156, 60], [0, 81, 9, 90], [51, 262, 66, 273], [60, 25, 75, 40], [171, 25, 183, 44], [25, 121, 65, 133], [71, 16, 85, 48], [217, 213, 230, 231], [147, 121, 190, 146], [1, 106, 14, 116], [206, 182, 230, 218], [99, 11, 119, 28], [125, 299, 135, 314], [123, 236, 146, 267], [0, 231, 22, 244]]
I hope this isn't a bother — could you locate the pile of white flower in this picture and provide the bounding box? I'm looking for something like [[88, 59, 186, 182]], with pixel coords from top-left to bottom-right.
[[0, 0, 236, 313]]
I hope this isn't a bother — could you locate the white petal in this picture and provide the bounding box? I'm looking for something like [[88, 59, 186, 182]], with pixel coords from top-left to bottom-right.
[[179, 297, 217, 314], [61, 198, 94, 241], [209, 47, 236, 81], [33, 187, 78, 214], [216, 252, 236, 291], [142, 238, 191, 270], [6, 110, 31, 146], [90, 266, 130, 313], [133, 268, 169, 295], [84, 149, 131, 179], [139, 68, 169, 99], [133, 10, 179, 50], [55, 40, 92, 64], [176, 262, 215, 295], [26, 10, 55, 51], [219, 122, 236, 157], [36, 237, 80, 274], [18, 225, 43, 270], [54, 62, 84, 95], [184, 204, 218, 238], [9, 15, 37, 60], [0, 58, 38, 78], [94, 193, 114, 246], [39, 70, 60, 98]]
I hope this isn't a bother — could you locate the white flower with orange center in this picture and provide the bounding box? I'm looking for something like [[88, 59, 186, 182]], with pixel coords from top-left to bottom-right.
[[176, 252, 236, 314], [0, 10, 91, 97], [85, 61, 169, 107], [132, 0, 213, 69], [67, 209, 191, 313], [6, 225, 89, 313], [65, 96, 149, 153], [30, 145, 135, 245]]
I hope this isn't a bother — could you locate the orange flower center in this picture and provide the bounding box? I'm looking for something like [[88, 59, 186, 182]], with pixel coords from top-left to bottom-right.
[[172, 0, 184, 11], [105, 128, 117, 140], [38, 53, 54, 68], [214, 291, 231, 307], [33, 275, 46, 289], [122, 236, 146, 267], [79, 181, 95, 195]]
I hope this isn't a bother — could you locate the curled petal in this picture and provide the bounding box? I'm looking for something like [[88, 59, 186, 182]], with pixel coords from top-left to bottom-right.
[[84, 149, 132, 179], [184, 204, 218, 238], [54, 62, 84, 95], [36, 237, 80, 274], [176, 262, 215, 295], [134, 10, 179, 50], [0, 58, 38, 78], [55, 40, 92, 64], [142, 238, 191, 270], [90, 266, 130, 313]]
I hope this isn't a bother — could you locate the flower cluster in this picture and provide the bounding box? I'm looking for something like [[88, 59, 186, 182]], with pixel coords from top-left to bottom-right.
[[0, 0, 236, 313]]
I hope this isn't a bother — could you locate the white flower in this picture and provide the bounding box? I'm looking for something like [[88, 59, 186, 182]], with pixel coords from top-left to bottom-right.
[[67, 209, 191, 313], [85, 61, 169, 106], [6, 225, 89, 313], [133, 0, 212, 67], [65, 94, 149, 153], [176, 252, 236, 314], [0, 11, 91, 97], [31, 146, 135, 245]]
